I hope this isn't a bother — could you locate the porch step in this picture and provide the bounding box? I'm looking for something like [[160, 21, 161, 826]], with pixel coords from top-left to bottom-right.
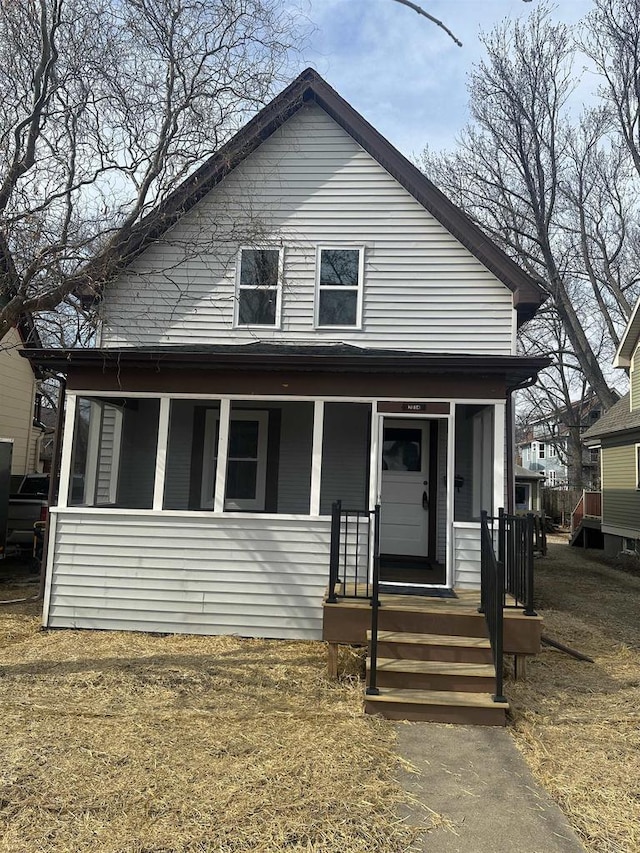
[[369, 630, 493, 664], [364, 687, 508, 726], [367, 657, 495, 692]]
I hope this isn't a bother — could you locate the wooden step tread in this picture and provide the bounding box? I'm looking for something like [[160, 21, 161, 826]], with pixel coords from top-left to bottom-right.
[[369, 630, 491, 648], [365, 687, 508, 708], [367, 658, 495, 677]]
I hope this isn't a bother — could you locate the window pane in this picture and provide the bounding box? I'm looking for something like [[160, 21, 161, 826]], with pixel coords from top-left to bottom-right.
[[226, 460, 258, 500], [320, 249, 359, 286], [238, 288, 277, 325], [240, 249, 279, 287], [318, 289, 357, 326], [229, 420, 259, 458], [382, 427, 421, 472]]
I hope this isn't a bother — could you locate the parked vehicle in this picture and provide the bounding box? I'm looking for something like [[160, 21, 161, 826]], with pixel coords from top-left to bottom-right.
[[7, 474, 50, 553]]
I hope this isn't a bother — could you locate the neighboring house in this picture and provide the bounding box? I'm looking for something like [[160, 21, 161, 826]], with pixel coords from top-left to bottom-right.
[[0, 316, 44, 479], [582, 299, 640, 556], [24, 69, 548, 643], [514, 465, 544, 513], [517, 394, 608, 489]]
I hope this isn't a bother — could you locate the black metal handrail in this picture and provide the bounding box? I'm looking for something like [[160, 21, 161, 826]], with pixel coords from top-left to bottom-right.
[[496, 509, 537, 616], [366, 505, 381, 696], [327, 501, 377, 601], [480, 510, 505, 704]]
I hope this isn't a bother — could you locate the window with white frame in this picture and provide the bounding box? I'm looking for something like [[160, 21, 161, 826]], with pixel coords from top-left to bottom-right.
[[201, 410, 268, 511], [636, 444, 640, 490], [236, 248, 281, 326], [548, 443, 557, 458], [538, 442, 546, 459], [316, 247, 363, 327], [547, 470, 557, 486]]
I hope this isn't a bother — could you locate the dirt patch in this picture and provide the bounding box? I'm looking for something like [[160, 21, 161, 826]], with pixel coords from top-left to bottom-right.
[[0, 593, 423, 853], [508, 536, 640, 853]]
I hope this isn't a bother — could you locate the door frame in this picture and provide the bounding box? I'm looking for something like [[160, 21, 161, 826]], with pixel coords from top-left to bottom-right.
[[373, 412, 453, 589]]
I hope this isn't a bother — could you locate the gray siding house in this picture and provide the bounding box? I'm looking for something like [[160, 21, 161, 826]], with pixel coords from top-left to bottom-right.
[[25, 70, 547, 641]]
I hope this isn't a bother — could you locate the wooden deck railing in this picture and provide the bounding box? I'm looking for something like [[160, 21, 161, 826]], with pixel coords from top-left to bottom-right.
[[571, 490, 601, 533]]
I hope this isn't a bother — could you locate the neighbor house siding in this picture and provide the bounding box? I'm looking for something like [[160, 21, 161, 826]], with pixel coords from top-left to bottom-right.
[[46, 512, 331, 639], [101, 104, 514, 355], [453, 523, 481, 589], [0, 327, 38, 476], [601, 433, 640, 535]]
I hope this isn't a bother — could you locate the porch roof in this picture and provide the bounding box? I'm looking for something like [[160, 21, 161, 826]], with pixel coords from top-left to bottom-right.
[[22, 343, 550, 386]]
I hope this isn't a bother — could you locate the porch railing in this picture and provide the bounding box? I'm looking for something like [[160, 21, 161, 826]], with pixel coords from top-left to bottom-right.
[[480, 511, 506, 704], [327, 501, 378, 602], [496, 509, 537, 616], [570, 490, 601, 534]]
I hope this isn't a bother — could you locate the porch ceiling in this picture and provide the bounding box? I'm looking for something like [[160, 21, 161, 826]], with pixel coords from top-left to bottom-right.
[[22, 343, 550, 387]]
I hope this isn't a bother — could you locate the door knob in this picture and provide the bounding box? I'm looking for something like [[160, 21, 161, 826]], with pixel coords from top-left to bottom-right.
[[422, 491, 429, 510]]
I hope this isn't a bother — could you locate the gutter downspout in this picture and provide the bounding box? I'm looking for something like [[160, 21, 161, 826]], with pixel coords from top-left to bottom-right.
[[506, 375, 539, 515], [38, 375, 66, 601]]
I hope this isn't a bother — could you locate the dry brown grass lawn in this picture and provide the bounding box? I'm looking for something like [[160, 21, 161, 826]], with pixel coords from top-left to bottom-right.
[[508, 536, 640, 853], [0, 586, 420, 853]]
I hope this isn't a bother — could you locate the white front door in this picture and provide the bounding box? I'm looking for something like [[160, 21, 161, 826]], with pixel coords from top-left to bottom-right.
[[380, 419, 430, 557]]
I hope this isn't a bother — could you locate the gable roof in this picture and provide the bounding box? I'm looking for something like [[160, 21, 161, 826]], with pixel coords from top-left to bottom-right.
[[86, 68, 546, 326], [582, 393, 640, 443], [614, 296, 640, 368]]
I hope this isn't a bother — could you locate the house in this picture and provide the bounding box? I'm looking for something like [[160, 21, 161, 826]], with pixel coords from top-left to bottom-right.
[[582, 299, 640, 556], [514, 465, 544, 513], [23, 70, 548, 723], [0, 315, 44, 481], [517, 394, 607, 489]]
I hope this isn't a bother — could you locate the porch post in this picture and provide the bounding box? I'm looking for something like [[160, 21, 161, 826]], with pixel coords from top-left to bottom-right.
[[83, 401, 102, 505], [446, 404, 456, 588], [214, 398, 231, 512], [57, 392, 77, 508], [493, 402, 506, 519], [310, 400, 325, 516], [368, 401, 379, 509], [152, 397, 171, 511]]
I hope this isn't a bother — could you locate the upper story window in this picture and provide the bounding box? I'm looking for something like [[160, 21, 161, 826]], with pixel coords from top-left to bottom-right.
[[538, 442, 545, 459], [235, 248, 281, 327], [316, 247, 363, 328]]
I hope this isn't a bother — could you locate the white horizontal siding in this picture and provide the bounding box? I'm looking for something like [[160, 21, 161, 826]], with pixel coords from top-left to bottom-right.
[[453, 523, 481, 589], [46, 512, 332, 639], [101, 104, 514, 354]]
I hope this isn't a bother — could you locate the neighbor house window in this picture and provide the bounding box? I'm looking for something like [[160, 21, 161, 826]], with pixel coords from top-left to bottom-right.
[[515, 483, 531, 512], [316, 247, 363, 327], [636, 444, 640, 490], [235, 248, 281, 326], [548, 443, 557, 458], [538, 442, 545, 459]]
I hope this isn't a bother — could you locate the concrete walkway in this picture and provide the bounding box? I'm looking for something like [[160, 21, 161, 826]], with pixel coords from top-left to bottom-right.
[[397, 723, 586, 853]]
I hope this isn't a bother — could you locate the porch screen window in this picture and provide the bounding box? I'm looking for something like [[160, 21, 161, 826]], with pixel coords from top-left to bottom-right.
[[317, 248, 362, 327], [201, 410, 268, 511], [237, 248, 280, 326]]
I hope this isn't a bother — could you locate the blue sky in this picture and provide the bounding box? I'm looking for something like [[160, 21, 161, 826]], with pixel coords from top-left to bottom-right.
[[300, 0, 591, 158]]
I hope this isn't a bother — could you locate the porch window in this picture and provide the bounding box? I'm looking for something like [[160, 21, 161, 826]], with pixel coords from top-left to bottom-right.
[[454, 404, 494, 521], [235, 248, 281, 327], [636, 444, 640, 490], [320, 402, 371, 514], [162, 400, 313, 514], [69, 396, 159, 508], [201, 410, 268, 511], [316, 247, 363, 328]]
